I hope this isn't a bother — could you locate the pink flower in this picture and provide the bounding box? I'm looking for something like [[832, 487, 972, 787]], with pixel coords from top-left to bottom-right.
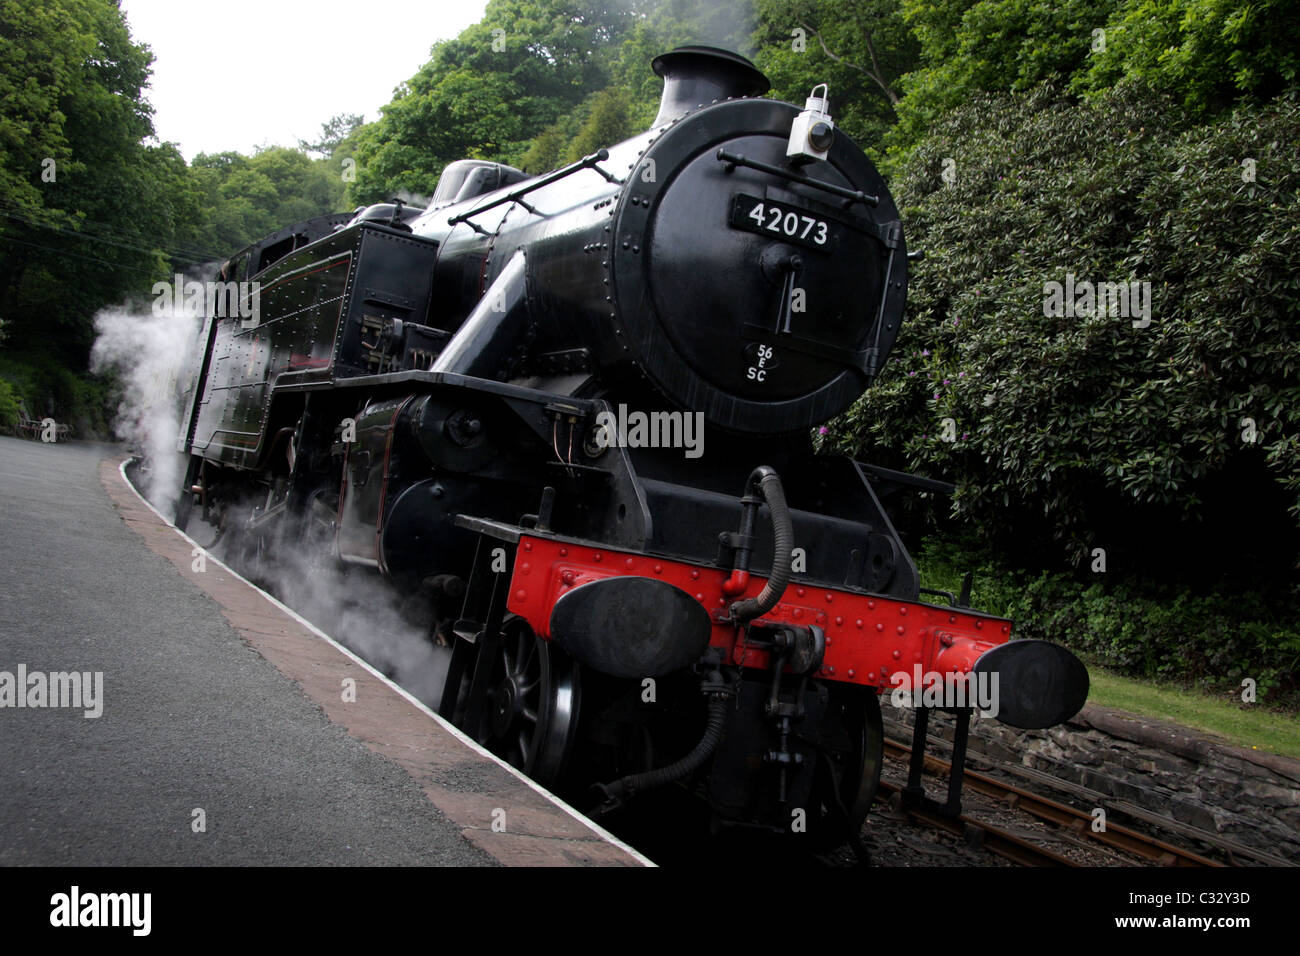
[[818, 426, 829, 435]]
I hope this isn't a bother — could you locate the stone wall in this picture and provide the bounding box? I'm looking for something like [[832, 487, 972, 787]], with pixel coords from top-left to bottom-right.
[[883, 702, 1300, 864]]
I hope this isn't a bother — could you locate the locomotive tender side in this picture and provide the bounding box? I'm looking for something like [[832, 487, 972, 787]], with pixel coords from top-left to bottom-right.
[[173, 46, 1088, 848]]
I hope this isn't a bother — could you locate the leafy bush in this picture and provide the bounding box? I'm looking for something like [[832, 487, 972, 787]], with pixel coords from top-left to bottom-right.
[[913, 535, 1300, 708], [0, 353, 111, 439], [0, 378, 20, 430], [1078, 0, 1300, 112], [891, 0, 1120, 153], [890, 0, 1300, 155], [823, 85, 1300, 588]]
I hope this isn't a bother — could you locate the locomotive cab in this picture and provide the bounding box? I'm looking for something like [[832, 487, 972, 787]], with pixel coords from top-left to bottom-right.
[[431, 159, 530, 208]]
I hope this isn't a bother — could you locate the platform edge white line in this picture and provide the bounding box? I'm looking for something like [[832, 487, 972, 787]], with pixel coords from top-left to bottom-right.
[[116, 457, 655, 868]]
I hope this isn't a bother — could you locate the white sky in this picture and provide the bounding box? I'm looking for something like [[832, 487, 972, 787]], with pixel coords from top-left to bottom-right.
[[121, 0, 491, 160]]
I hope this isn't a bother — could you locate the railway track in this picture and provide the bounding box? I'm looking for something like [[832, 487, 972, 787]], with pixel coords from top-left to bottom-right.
[[881, 737, 1237, 867], [884, 712, 1296, 868], [875, 777, 1082, 866]]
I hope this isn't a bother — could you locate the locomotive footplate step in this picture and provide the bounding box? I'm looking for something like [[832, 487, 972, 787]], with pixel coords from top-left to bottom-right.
[[901, 706, 971, 817]]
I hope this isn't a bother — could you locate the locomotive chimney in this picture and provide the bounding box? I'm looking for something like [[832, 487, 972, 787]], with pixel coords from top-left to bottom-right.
[[651, 46, 770, 128]]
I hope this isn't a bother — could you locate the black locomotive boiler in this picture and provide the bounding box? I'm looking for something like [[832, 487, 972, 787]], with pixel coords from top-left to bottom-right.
[[173, 47, 1088, 845]]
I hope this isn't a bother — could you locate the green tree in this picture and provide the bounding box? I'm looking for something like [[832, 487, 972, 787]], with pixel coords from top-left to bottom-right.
[[0, 0, 187, 362], [516, 0, 764, 174], [890, 0, 1120, 153], [563, 88, 638, 163], [299, 113, 364, 157], [752, 0, 919, 160], [609, 0, 760, 124], [348, 0, 644, 204], [823, 85, 1300, 589], [1078, 0, 1300, 112], [888, 0, 1300, 155], [519, 125, 568, 173], [189, 146, 346, 255]]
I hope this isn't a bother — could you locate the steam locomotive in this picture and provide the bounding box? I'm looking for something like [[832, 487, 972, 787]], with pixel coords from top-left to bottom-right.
[[173, 46, 1088, 849]]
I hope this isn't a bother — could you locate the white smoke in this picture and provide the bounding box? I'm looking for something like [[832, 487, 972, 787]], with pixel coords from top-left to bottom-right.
[[90, 272, 212, 507], [393, 188, 432, 208], [213, 502, 452, 709], [97, 268, 452, 709]]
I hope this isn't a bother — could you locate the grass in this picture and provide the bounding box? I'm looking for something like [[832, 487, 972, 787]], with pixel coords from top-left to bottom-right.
[[1079, 661, 1300, 760], [912, 545, 1300, 760]]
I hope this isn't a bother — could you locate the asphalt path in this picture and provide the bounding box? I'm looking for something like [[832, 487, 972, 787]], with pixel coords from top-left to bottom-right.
[[0, 436, 642, 865]]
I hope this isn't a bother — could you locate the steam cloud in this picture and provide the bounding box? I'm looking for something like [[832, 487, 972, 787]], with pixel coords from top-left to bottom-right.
[[91, 277, 450, 709], [90, 275, 210, 507], [392, 189, 432, 208], [219, 518, 451, 709]]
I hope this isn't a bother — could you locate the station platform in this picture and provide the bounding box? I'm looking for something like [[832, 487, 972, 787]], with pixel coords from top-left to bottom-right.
[[0, 436, 648, 866]]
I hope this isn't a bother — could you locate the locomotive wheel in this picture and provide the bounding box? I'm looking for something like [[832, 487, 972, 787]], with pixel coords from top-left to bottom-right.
[[296, 488, 339, 574], [447, 616, 580, 787], [235, 527, 270, 585], [808, 686, 883, 851]]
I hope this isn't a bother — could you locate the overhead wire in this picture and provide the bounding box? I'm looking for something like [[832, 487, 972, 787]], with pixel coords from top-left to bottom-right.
[[0, 206, 224, 266], [0, 234, 169, 280], [0, 196, 229, 262]]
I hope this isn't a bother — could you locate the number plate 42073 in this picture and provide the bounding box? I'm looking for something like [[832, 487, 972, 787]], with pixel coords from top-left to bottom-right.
[[729, 194, 831, 250]]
